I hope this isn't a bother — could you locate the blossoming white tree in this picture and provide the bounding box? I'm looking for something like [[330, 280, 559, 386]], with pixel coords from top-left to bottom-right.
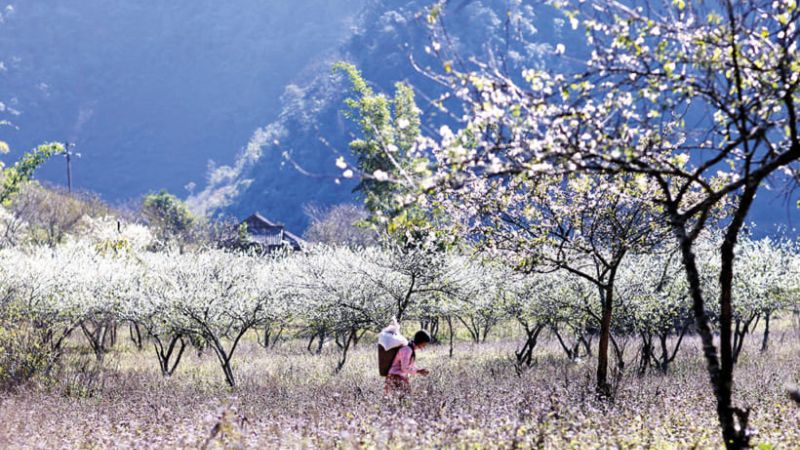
[[430, 166, 669, 394], [284, 246, 389, 370], [615, 251, 693, 374], [163, 250, 277, 387], [446, 255, 509, 345], [731, 237, 798, 357], [355, 0, 800, 445]]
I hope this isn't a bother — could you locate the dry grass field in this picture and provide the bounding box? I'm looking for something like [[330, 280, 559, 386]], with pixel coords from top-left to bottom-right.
[[1, 328, 799, 449]]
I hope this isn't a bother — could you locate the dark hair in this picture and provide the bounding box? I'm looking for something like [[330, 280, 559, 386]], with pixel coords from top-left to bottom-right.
[[413, 330, 432, 344]]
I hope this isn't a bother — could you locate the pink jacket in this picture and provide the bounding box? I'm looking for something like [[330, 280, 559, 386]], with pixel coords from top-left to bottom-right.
[[388, 345, 419, 378]]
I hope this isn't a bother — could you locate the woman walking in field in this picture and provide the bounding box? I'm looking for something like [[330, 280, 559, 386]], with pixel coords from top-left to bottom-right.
[[385, 330, 431, 395]]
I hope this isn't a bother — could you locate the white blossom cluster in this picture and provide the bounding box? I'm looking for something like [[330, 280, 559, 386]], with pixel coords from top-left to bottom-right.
[[2, 232, 799, 383]]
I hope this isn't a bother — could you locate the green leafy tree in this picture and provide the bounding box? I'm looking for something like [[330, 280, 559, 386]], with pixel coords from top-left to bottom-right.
[[141, 190, 197, 249], [0, 142, 65, 205], [334, 62, 436, 244]]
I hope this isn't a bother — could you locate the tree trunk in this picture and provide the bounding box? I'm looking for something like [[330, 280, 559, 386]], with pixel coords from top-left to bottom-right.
[[457, 316, 481, 344], [596, 283, 614, 397], [656, 325, 687, 374], [678, 233, 741, 447], [718, 215, 751, 449], [639, 332, 653, 375], [352, 328, 366, 347], [658, 335, 670, 374], [80, 319, 109, 363], [42, 324, 76, 376], [481, 317, 493, 343], [335, 328, 357, 372], [316, 329, 326, 355], [609, 333, 626, 373], [129, 322, 144, 351], [447, 316, 454, 358], [153, 335, 186, 377], [260, 323, 275, 349], [676, 189, 754, 450], [515, 324, 543, 368], [761, 312, 771, 353], [221, 361, 235, 388], [307, 328, 326, 355], [205, 327, 249, 388], [581, 332, 593, 357], [102, 320, 116, 349], [552, 327, 579, 360], [429, 318, 440, 343], [307, 333, 316, 353]]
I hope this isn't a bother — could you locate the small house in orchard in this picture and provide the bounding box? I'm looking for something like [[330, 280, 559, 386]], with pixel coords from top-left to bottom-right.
[[235, 212, 305, 253]]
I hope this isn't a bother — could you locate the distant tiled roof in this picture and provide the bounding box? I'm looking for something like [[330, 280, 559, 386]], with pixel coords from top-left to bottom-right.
[[244, 213, 281, 233], [282, 230, 305, 248], [250, 231, 284, 247], [240, 212, 306, 251]]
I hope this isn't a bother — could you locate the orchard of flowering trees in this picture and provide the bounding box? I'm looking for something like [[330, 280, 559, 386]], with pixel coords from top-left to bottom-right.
[[0, 0, 798, 446], [327, 0, 800, 446], [1, 233, 798, 390]]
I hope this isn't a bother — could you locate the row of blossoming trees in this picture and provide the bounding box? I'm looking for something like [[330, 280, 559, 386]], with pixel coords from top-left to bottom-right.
[[1, 234, 797, 387], [324, 0, 799, 445]]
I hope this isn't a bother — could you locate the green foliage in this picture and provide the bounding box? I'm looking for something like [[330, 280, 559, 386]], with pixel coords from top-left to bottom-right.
[[142, 189, 197, 246], [0, 142, 65, 206], [334, 62, 445, 247], [334, 62, 420, 209], [237, 222, 249, 242], [334, 65, 415, 209], [95, 238, 133, 256]]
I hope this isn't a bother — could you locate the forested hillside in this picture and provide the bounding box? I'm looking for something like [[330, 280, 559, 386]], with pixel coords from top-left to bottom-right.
[[1, 1, 796, 232], [189, 0, 569, 230], [0, 0, 362, 214]]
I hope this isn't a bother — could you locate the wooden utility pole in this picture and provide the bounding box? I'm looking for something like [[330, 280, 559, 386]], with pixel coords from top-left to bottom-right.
[[63, 142, 79, 193], [66, 151, 72, 192]]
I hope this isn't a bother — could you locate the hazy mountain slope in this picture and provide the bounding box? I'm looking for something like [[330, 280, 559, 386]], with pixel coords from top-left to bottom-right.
[[0, 1, 794, 233], [0, 0, 364, 202], [189, 0, 568, 231], [191, 0, 798, 234]]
